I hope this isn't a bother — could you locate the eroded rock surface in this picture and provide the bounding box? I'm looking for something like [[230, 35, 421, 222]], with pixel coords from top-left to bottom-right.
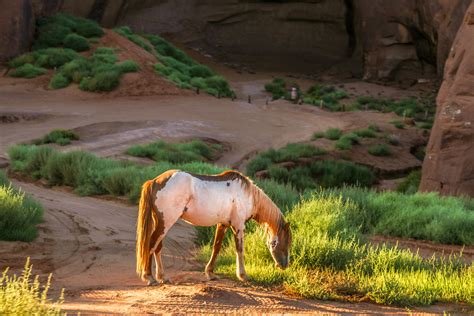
[[420, 3, 474, 197]]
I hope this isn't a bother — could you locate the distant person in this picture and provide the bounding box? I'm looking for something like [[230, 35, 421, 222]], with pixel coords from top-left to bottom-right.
[[290, 87, 298, 104]]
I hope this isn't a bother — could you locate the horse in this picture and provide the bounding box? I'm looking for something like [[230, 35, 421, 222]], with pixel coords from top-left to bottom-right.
[[136, 169, 292, 285]]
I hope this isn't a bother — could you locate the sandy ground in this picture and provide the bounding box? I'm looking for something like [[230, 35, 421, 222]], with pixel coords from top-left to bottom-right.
[[0, 70, 469, 314]]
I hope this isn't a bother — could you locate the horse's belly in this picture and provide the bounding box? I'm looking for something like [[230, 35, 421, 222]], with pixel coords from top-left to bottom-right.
[[180, 199, 232, 227]]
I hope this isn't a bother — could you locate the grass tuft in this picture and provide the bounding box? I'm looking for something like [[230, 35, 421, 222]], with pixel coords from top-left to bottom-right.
[[33, 129, 79, 146], [9, 64, 46, 78], [368, 144, 391, 156]]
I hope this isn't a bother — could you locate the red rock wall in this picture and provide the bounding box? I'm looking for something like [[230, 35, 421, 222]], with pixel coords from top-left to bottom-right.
[[419, 2, 474, 197]]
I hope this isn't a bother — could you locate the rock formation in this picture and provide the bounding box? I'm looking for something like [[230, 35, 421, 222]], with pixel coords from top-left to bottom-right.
[[419, 2, 474, 197]]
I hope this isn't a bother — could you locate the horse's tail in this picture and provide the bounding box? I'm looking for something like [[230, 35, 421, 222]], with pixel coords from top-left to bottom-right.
[[136, 179, 157, 280]]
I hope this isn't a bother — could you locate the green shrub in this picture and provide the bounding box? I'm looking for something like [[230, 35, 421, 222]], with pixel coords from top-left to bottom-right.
[[117, 60, 140, 73], [94, 47, 115, 55], [204, 76, 233, 97], [80, 69, 121, 92], [49, 73, 70, 89], [114, 26, 152, 52], [397, 170, 421, 194], [62, 33, 90, 52], [190, 77, 207, 89], [353, 128, 377, 138], [303, 84, 348, 110], [265, 78, 287, 100], [189, 65, 214, 78], [311, 131, 325, 140], [0, 172, 43, 242], [126, 140, 220, 163], [334, 133, 359, 150], [33, 129, 79, 146], [0, 259, 64, 315], [310, 160, 375, 188], [9, 64, 46, 78], [154, 63, 173, 76], [368, 144, 391, 156], [324, 128, 342, 140]]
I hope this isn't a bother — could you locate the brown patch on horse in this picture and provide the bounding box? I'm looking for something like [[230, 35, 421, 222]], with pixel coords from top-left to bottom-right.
[[189, 170, 251, 190]]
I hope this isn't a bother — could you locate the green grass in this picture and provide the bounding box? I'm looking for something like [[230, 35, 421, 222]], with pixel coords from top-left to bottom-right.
[[334, 133, 359, 150], [0, 171, 43, 242], [246, 144, 326, 176], [198, 191, 473, 305], [324, 128, 343, 140], [353, 128, 377, 138], [34, 14, 103, 50], [0, 259, 64, 315], [33, 129, 79, 146], [302, 84, 348, 111], [9, 64, 47, 78], [48, 73, 70, 90], [264, 161, 375, 191], [368, 144, 391, 156], [390, 120, 405, 129], [126, 140, 222, 163], [117, 60, 140, 73], [397, 170, 421, 194], [114, 26, 153, 52], [62, 33, 90, 52]]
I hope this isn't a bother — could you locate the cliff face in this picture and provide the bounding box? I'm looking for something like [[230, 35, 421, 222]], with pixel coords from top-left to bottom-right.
[[419, 2, 474, 197], [1, 0, 471, 80]]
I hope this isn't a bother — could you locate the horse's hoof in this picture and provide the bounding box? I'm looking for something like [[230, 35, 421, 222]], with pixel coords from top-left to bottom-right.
[[147, 279, 159, 286], [159, 278, 171, 284], [206, 273, 219, 281], [237, 274, 249, 282]]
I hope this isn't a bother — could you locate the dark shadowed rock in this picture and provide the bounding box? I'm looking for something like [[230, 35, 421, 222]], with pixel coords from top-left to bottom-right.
[[420, 2, 474, 197]]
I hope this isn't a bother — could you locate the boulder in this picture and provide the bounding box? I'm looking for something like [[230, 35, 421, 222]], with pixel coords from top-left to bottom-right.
[[420, 2, 474, 197]]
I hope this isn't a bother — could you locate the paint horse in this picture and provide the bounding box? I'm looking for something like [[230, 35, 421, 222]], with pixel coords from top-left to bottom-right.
[[136, 170, 292, 285]]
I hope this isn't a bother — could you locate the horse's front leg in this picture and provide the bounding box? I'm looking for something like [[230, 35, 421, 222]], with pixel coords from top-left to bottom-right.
[[233, 225, 248, 281], [205, 224, 228, 280]]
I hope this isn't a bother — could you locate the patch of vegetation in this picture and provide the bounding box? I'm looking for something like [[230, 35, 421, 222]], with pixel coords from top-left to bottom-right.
[[199, 190, 473, 305], [302, 84, 348, 111], [62, 33, 90, 52], [34, 14, 103, 50], [117, 60, 140, 73], [113, 26, 153, 52], [324, 128, 342, 140], [141, 33, 234, 98], [353, 128, 377, 138], [9, 48, 80, 69], [126, 140, 222, 163], [33, 129, 79, 146], [390, 120, 405, 129], [246, 144, 326, 176], [264, 78, 301, 100], [311, 131, 325, 140], [334, 133, 359, 150], [266, 160, 375, 191], [0, 259, 63, 315], [9, 64, 47, 78], [368, 144, 391, 156], [49, 73, 70, 90], [0, 171, 43, 242], [397, 170, 421, 194]]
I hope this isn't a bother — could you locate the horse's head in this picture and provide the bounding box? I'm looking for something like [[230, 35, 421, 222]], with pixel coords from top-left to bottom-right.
[[267, 221, 291, 269]]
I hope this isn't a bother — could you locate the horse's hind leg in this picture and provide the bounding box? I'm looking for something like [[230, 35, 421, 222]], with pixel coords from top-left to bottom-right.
[[145, 254, 159, 286], [154, 242, 170, 284], [205, 224, 228, 280]]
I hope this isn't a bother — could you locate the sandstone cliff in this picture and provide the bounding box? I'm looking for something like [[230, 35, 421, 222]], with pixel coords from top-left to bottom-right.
[[419, 2, 474, 197]]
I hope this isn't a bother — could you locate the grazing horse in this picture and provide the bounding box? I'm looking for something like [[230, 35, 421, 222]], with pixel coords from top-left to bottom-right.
[[136, 169, 292, 285]]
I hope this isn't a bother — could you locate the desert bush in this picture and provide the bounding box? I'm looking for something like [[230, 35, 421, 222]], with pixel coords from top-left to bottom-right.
[[302, 84, 348, 111], [49, 73, 70, 89], [0, 259, 64, 315], [324, 128, 342, 140], [0, 172, 43, 242], [126, 140, 220, 163], [10, 48, 80, 69], [311, 131, 325, 140], [189, 65, 214, 78], [9, 64, 46, 78], [368, 144, 391, 156], [334, 133, 359, 150], [117, 60, 140, 73], [33, 129, 79, 146], [396, 170, 421, 194], [114, 26, 152, 52], [353, 128, 377, 138], [265, 78, 287, 100], [62, 33, 90, 52]]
